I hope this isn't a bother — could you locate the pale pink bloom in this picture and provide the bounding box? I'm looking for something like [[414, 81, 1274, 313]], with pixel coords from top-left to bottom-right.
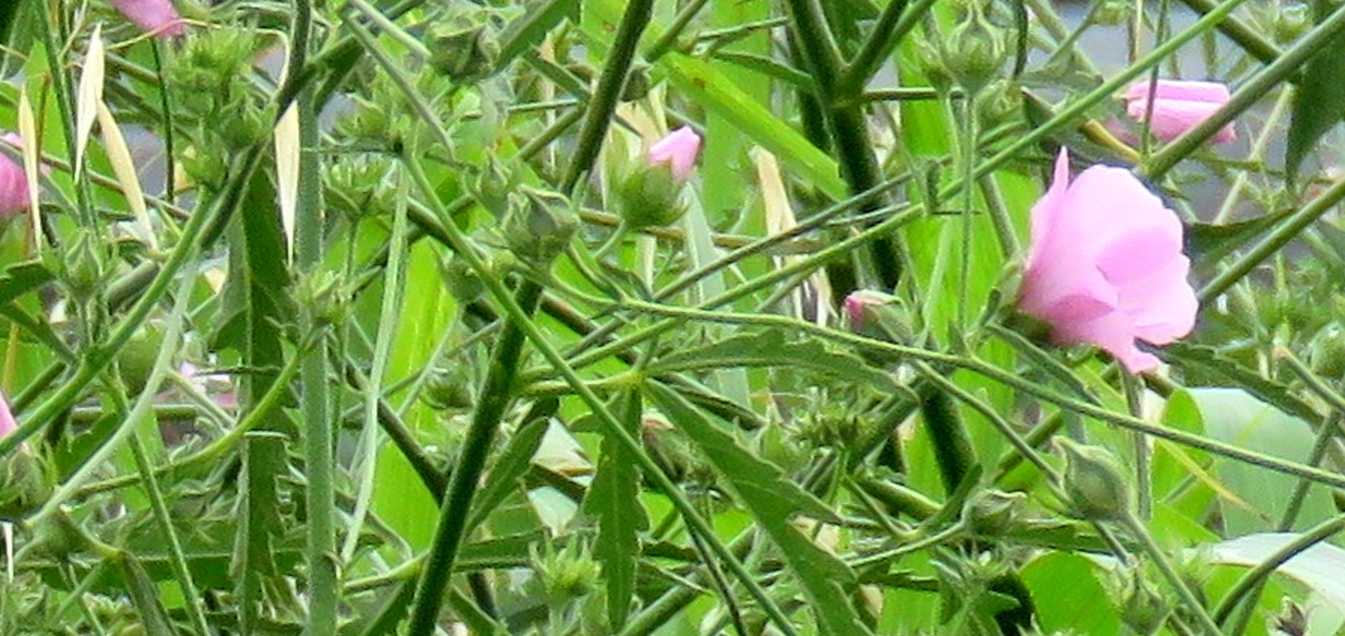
[[0, 133, 31, 219], [0, 392, 15, 439], [844, 290, 887, 330], [1019, 149, 1197, 373], [647, 126, 702, 182], [109, 0, 186, 38], [1123, 79, 1235, 144]]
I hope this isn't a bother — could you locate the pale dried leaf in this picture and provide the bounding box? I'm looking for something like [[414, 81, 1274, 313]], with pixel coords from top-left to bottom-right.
[[274, 101, 300, 263], [753, 147, 831, 324], [75, 24, 106, 178], [18, 89, 42, 252], [96, 102, 158, 251]]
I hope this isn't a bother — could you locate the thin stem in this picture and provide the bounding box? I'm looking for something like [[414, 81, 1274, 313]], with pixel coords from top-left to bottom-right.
[[1142, 1, 1345, 179], [1119, 512, 1222, 636], [1121, 372, 1151, 521], [1277, 414, 1340, 532], [405, 155, 802, 636], [1211, 513, 1345, 625], [840, 0, 936, 93]]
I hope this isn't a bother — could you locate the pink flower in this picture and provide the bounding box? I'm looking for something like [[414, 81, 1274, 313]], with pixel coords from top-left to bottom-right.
[[109, 0, 186, 38], [1019, 149, 1197, 373], [844, 290, 889, 331], [1123, 79, 1235, 144], [0, 133, 32, 219], [0, 392, 15, 439], [647, 126, 702, 182]]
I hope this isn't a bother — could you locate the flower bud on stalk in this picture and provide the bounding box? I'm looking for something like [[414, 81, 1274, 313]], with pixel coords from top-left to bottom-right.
[[429, 23, 498, 81], [1055, 437, 1132, 521], [503, 187, 578, 268], [942, 3, 1007, 95], [615, 127, 701, 230]]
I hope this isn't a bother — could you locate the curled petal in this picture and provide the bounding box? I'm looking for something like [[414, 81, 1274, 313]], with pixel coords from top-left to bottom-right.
[[109, 0, 186, 38], [648, 126, 702, 182]]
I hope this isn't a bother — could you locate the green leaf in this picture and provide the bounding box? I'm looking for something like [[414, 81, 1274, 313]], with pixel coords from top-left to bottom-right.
[[1208, 533, 1345, 618], [647, 330, 897, 391], [1020, 552, 1123, 634], [1187, 211, 1292, 272], [662, 52, 848, 199], [0, 260, 52, 308], [118, 552, 179, 636], [1160, 343, 1319, 423], [494, 0, 577, 71], [1187, 388, 1336, 535], [233, 431, 288, 636], [467, 398, 557, 529], [1284, 27, 1345, 181], [645, 381, 873, 636], [582, 391, 648, 631]]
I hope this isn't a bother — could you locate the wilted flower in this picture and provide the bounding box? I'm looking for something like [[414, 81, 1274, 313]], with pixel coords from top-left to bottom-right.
[[109, 0, 186, 38], [0, 133, 32, 219], [1123, 80, 1235, 144], [1018, 149, 1197, 373], [647, 126, 701, 182]]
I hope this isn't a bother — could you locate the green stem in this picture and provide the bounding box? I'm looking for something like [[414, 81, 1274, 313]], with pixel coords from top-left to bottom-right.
[[35, 1, 94, 228], [405, 281, 543, 636], [616, 301, 1345, 492], [1199, 173, 1345, 303], [1121, 372, 1151, 521], [1142, 0, 1345, 179], [1174, 0, 1282, 64], [1211, 513, 1345, 625], [1119, 512, 1222, 636], [560, 0, 654, 193], [839, 0, 934, 93], [405, 156, 800, 636], [1277, 414, 1339, 532]]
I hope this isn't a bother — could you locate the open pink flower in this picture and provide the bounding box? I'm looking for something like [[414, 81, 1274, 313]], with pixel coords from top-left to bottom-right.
[[1123, 80, 1235, 144], [109, 0, 186, 38], [1019, 149, 1197, 373], [0, 133, 31, 219], [0, 392, 15, 439], [647, 126, 702, 182]]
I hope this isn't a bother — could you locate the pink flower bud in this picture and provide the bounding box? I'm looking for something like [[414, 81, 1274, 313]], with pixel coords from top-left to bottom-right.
[[1018, 149, 1197, 373], [109, 0, 186, 38], [0, 133, 32, 219], [0, 392, 15, 440], [1123, 79, 1235, 144], [647, 126, 701, 183], [844, 290, 887, 331]]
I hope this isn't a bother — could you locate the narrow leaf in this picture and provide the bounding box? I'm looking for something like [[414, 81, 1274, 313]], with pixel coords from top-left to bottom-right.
[[96, 102, 158, 250], [1284, 17, 1345, 181], [648, 330, 897, 391], [17, 87, 41, 250], [645, 381, 872, 636], [274, 101, 301, 263], [74, 24, 105, 178], [663, 52, 848, 200], [119, 552, 178, 636], [583, 391, 647, 631]]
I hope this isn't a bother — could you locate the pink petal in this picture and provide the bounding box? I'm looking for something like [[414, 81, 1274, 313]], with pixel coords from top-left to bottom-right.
[[1052, 310, 1161, 373], [1027, 148, 1072, 269], [1095, 225, 1183, 285], [1124, 79, 1230, 104], [1116, 254, 1198, 344], [648, 126, 702, 182], [1126, 98, 1236, 143], [0, 134, 28, 218], [0, 393, 14, 439], [109, 0, 185, 38]]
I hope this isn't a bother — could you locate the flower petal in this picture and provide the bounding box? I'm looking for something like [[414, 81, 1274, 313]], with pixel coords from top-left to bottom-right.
[[1124, 79, 1230, 104]]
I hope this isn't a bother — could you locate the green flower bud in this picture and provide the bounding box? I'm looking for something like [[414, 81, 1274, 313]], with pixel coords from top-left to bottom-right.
[[177, 143, 228, 191], [1094, 0, 1133, 26], [615, 163, 686, 230], [440, 254, 485, 304], [467, 158, 517, 218], [962, 490, 1027, 534], [532, 538, 601, 606], [424, 366, 474, 412], [1056, 437, 1132, 520], [1115, 569, 1170, 636], [1272, 3, 1312, 43], [977, 80, 1024, 127], [324, 155, 395, 219], [503, 186, 577, 268], [117, 324, 166, 395], [914, 35, 955, 94], [294, 270, 348, 328], [63, 228, 105, 301], [0, 448, 52, 521], [943, 6, 1007, 94], [429, 23, 498, 81], [1310, 323, 1345, 378]]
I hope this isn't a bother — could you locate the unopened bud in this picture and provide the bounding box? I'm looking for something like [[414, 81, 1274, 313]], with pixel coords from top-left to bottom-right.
[[843, 290, 914, 343], [943, 6, 1007, 94], [532, 538, 600, 605], [1094, 0, 1132, 25], [503, 187, 577, 267], [962, 490, 1026, 534], [1056, 437, 1131, 520], [0, 447, 51, 521], [429, 23, 498, 81], [63, 229, 105, 301], [424, 366, 474, 411]]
